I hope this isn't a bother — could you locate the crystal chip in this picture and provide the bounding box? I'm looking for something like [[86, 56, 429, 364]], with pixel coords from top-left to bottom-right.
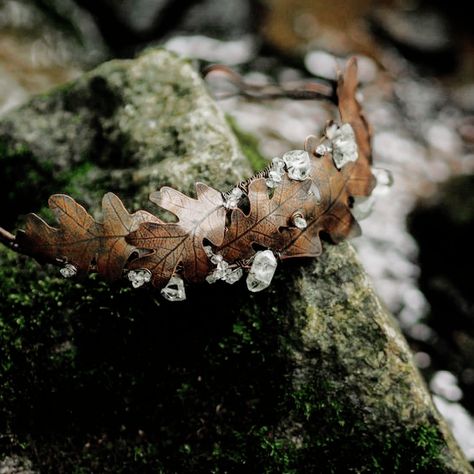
[[161, 276, 186, 301], [308, 182, 321, 202], [205, 273, 219, 284], [372, 168, 394, 196], [351, 195, 375, 221], [128, 269, 152, 288], [271, 156, 285, 173], [266, 170, 283, 188], [210, 253, 224, 265], [282, 150, 311, 181], [315, 143, 331, 156], [224, 187, 243, 209], [265, 157, 286, 188], [331, 123, 358, 169], [60, 263, 77, 278], [224, 267, 243, 285], [203, 245, 214, 258], [246, 250, 278, 293], [325, 122, 339, 140], [205, 246, 243, 285], [292, 213, 308, 229]]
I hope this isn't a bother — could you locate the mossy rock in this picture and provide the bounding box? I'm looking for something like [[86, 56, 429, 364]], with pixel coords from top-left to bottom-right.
[[0, 48, 471, 473]]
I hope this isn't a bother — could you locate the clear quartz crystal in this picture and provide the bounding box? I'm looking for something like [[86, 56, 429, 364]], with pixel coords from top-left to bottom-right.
[[206, 262, 243, 284], [161, 276, 186, 302], [203, 245, 214, 258], [225, 267, 244, 284], [128, 269, 152, 288], [308, 181, 322, 202], [224, 187, 243, 209], [351, 195, 375, 221], [372, 167, 394, 196], [325, 122, 339, 140], [205, 272, 219, 284], [266, 157, 286, 188], [282, 150, 311, 181], [315, 143, 331, 156], [292, 214, 308, 229], [205, 247, 244, 285], [60, 263, 77, 278], [246, 250, 278, 293], [331, 123, 358, 169]]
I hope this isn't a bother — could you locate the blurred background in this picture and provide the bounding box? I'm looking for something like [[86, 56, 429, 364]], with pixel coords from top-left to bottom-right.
[[1, 0, 474, 463]]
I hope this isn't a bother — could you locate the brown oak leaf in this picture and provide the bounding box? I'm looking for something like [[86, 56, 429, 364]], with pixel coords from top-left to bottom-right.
[[218, 174, 312, 262], [280, 58, 376, 259], [127, 183, 226, 287], [17, 193, 156, 279], [98, 193, 159, 280], [3, 57, 378, 290], [280, 152, 363, 259]]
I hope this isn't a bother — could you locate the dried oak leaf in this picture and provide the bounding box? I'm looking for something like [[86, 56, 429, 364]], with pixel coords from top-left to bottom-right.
[[279, 58, 376, 259], [279, 152, 363, 259], [218, 58, 376, 262], [127, 183, 226, 287], [17, 193, 156, 280], [218, 174, 312, 262]]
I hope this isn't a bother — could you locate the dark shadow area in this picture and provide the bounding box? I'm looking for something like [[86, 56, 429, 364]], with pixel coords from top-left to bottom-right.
[[408, 174, 474, 415]]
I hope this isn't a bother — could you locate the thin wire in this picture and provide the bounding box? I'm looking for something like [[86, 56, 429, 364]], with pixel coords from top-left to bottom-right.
[[202, 64, 338, 104]]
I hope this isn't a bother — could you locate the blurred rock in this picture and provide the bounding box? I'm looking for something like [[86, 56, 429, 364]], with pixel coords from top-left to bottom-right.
[[175, 0, 257, 39], [0, 0, 107, 67], [370, 7, 457, 73]]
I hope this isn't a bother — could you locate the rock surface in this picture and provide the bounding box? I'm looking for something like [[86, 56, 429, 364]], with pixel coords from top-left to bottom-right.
[[0, 49, 472, 472]]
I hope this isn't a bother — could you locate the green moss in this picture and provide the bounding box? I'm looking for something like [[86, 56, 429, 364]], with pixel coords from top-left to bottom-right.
[[227, 116, 268, 172]]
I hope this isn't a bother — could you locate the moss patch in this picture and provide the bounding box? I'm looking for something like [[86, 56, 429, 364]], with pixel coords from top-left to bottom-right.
[[227, 116, 268, 172]]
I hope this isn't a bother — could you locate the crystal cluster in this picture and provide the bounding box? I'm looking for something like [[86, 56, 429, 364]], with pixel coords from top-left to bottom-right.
[[204, 246, 243, 284], [331, 123, 358, 169], [282, 150, 312, 181], [224, 187, 243, 209], [127, 269, 152, 288], [161, 276, 186, 301], [265, 157, 285, 188], [246, 250, 278, 293], [60, 263, 77, 278]]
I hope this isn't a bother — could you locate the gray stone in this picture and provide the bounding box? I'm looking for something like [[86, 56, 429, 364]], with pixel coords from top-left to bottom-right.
[[0, 48, 250, 224]]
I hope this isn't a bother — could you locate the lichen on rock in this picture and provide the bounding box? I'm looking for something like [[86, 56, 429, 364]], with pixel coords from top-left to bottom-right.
[[0, 49, 472, 472]]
